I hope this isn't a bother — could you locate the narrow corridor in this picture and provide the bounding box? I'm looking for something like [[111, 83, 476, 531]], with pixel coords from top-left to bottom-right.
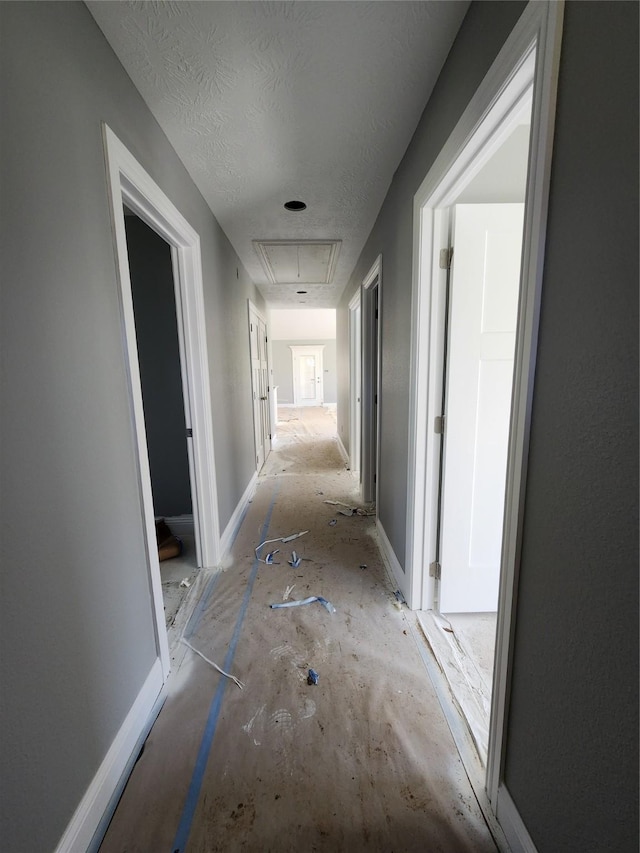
[[100, 408, 498, 852]]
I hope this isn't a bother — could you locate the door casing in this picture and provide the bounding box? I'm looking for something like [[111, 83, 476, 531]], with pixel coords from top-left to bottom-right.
[[103, 125, 222, 681], [361, 256, 382, 506], [403, 0, 564, 826], [248, 302, 271, 470], [348, 290, 362, 479]]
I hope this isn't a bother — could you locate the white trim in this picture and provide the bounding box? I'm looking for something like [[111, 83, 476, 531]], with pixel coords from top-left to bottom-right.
[[220, 471, 258, 561], [103, 126, 223, 684], [403, 0, 564, 819], [496, 785, 540, 853], [375, 518, 406, 596], [487, 0, 564, 807], [248, 300, 272, 469], [361, 255, 382, 506], [348, 289, 361, 308], [336, 434, 349, 465], [348, 289, 362, 478], [54, 661, 164, 853]]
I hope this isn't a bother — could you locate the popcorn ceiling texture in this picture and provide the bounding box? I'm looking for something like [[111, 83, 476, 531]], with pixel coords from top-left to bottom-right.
[[87, 1, 469, 306]]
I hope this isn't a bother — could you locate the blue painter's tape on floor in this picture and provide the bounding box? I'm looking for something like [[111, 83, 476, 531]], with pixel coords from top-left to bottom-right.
[[171, 481, 280, 852]]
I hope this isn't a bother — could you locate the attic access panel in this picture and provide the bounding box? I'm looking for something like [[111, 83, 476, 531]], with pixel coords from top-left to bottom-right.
[[254, 240, 341, 285]]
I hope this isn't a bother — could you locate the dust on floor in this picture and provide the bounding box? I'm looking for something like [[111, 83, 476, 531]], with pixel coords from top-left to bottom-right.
[[100, 406, 497, 853]]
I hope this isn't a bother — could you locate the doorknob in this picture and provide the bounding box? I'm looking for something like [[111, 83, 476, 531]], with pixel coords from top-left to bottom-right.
[[260, 396, 267, 400]]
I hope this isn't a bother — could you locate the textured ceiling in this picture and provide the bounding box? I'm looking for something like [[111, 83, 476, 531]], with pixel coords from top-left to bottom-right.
[[87, 1, 470, 307]]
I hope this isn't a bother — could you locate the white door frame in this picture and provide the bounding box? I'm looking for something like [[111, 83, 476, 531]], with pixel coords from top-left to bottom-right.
[[404, 0, 564, 820], [348, 289, 362, 478], [248, 301, 271, 470], [361, 255, 382, 505], [103, 125, 222, 680], [290, 345, 325, 405]]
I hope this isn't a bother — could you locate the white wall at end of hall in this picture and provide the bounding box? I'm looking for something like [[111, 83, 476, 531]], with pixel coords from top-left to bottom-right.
[[269, 308, 336, 340]]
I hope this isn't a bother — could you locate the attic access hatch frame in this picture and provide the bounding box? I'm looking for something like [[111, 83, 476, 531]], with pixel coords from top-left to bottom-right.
[[102, 124, 222, 681], [253, 240, 342, 284]]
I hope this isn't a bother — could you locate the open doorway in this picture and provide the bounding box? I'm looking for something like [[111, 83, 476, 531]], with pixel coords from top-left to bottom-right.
[[124, 211, 199, 632], [427, 195, 528, 763], [348, 290, 362, 479], [418, 84, 532, 766], [361, 256, 381, 506], [248, 302, 272, 471], [427, 120, 531, 762], [103, 125, 223, 681], [404, 3, 563, 831]]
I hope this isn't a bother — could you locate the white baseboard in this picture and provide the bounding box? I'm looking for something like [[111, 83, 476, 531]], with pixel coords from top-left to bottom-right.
[[375, 518, 408, 599], [162, 514, 194, 536], [497, 784, 539, 853], [220, 472, 258, 561], [54, 659, 164, 853], [336, 434, 349, 465]]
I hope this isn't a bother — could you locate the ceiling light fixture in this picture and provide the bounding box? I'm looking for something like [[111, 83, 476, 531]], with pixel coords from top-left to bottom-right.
[[284, 200, 307, 211]]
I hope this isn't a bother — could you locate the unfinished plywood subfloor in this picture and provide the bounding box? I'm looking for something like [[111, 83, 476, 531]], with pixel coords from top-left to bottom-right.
[[100, 407, 498, 853]]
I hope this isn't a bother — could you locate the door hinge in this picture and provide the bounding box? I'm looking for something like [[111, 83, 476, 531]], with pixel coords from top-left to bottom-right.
[[186, 428, 193, 438], [375, 308, 379, 320], [439, 247, 453, 270], [429, 561, 441, 580], [269, 433, 272, 440], [434, 415, 445, 434], [374, 393, 378, 405]]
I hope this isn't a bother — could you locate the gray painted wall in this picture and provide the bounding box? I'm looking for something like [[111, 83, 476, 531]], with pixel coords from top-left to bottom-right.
[[0, 3, 264, 850], [272, 340, 337, 404], [337, 0, 528, 567], [125, 215, 192, 518], [338, 1, 638, 849], [503, 4, 638, 850]]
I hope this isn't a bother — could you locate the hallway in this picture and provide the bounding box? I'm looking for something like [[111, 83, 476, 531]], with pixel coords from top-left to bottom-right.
[[100, 408, 498, 852]]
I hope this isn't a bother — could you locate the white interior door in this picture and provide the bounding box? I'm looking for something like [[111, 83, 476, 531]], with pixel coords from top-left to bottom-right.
[[291, 346, 324, 406], [249, 305, 270, 470], [439, 203, 524, 613], [300, 355, 316, 401], [258, 316, 271, 461]]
